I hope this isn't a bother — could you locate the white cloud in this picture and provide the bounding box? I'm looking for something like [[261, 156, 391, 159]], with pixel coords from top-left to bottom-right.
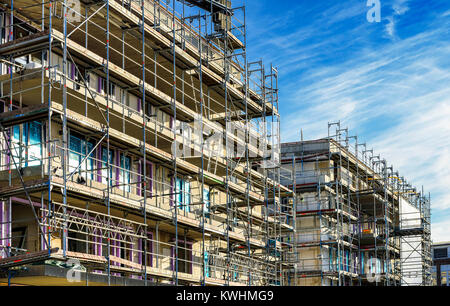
[[384, 0, 411, 38], [393, 0, 410, 16], [384, 16, 395, 37], [371, 98, 450, 212], [432, 218, 450, 243]]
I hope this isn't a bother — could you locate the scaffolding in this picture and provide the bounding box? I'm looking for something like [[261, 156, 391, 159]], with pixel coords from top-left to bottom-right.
[[279, 122, 432, 286], [396, 183, 432, 286], [0, 0, 294, 286]]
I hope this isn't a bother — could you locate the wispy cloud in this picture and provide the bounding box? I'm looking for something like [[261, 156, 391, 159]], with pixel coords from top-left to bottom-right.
[[371, 97, 450, 212], [384, 0, 411, 38], [393, 0, 410, 15], [384, 16, 396, 38]]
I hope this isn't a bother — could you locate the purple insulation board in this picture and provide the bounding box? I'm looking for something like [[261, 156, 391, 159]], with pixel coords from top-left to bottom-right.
[[97, 77, 102, 93], [170, 176, 174, 207], [135, 237, 143, 280], [41, 205, 46, 251], [112, 234, 120, 276], [5, 200, 10, 256], [97, 147, 102, 183], [70, 63, 75, 80], [170, 246, 174, 271], [149, 162, 153, 198], [138, 238, 142, 265], [148, 232, 153, 268], [115, 150, 120, 187], [137, 160, 142, 196], [93, 229, 102, 274], [0, 201, 3, 258]]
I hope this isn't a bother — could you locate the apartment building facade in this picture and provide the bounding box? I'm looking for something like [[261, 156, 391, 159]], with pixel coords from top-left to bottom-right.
[[0, 0, 295, 286]]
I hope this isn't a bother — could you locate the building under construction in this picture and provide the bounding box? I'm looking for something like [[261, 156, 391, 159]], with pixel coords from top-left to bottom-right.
[[0, 0, 433, 287], [280, 123, 432, 286], [0, 0, 296, 285]]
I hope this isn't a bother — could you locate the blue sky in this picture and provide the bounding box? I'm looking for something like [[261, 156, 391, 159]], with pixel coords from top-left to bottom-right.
[[244, 0, 450, 242]]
